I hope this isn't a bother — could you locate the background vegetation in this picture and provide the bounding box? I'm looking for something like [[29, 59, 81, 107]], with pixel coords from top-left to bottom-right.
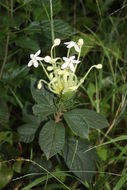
[[0, 0, 127, 189]]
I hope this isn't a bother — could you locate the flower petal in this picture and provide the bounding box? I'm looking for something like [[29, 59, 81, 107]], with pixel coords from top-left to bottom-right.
[[72, 60, 80, 64], [64, 42, 70, 45], [36, 56, 43, 61], [28, 60, 33, 67], [69, 63, 75, 72], [33, 61, 39, 68], [74, 44, 80, 52], [34, 49, 41, 57], [61, 62, 69, 69], [64, 41, 76, 49], [30, 54, 34, 59], [70, 56, 75, 60], [67, 41, 75, 48], [63, 57, 69, 61]]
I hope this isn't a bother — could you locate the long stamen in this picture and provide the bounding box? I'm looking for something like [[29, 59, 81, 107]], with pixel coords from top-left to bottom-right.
[[37, 79, 49, 89], [40, 61, 50, 80], [77, 64, 102, 88], [51, 45, 55, 58]]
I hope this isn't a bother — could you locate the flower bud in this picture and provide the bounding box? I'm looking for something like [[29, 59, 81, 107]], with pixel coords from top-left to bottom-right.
[[49, 73, 53, 80], [51, 77, 57, 83], [37, 81, 42, 89], [44, 56, 52, 63], [78, 38, 84, 46], [47, 66, 53, 71], [54, 38, 61, 46], [95, 64, 102, 69]]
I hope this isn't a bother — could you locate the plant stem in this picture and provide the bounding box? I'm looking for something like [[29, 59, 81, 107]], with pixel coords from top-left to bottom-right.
[[50, 0, 54, 44], [0, 30, 10, 80], [40, 62, 50, 80], [9, 88, 23, 109], [67, 48, 70, 58], [77, 65, 97, 88]]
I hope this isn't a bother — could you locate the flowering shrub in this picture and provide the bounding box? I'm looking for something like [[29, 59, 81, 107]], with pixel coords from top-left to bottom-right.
[[18, 38, 109, 182]]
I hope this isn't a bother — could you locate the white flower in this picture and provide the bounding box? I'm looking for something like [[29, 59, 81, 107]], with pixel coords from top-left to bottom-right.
[[28, 50, 43, 68], [61, 56, 80, 72], [64, 41, 80, 52]]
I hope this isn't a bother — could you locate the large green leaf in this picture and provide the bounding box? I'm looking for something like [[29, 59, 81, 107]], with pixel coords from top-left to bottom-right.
[[18, 123, 39, 143], [3, 65, 29, 86], [0, 98, 9, 126], [31, 79, 56, 118], [31, 0, 62, 20], [27, 19, 73, 39], [31, 78, 54, 105], [63, 137, 98, 181], [15, 37, 40, 51], [0, 131, 13, 145], [22, 103, 42, 124], [41, 19, 73, 39], [17, 103, 41, 143], [39, 120, 65, 159], [64, 111, 89, 138], [33, 104, 56, 118], [0, 163, 13, 189], [64, 109, 109, 137]]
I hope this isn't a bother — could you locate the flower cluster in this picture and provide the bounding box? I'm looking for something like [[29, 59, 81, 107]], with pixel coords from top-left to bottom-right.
[[28, 38, 102, 96]]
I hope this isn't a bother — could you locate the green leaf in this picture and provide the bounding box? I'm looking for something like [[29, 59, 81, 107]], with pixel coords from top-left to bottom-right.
[[0, 163, 13, 189], [3, 65, 28, 86], [64, 109, 109, 137], [0, 98, 9, 126], [39, 120, 65, 159], [24, 0, 32, 4], [31, 79, 56, 118], [13, 160, 23, 173], [42, 19, 73, 39], [27, 19, 73, 39], [22, 172, 71, 190], [31, 0, 62, 20], [97, 147, 107, 161], [63, 137, 98, 181], [31, 78, 54, 105], [17, 103, 41, 143], [22, 103, 41, 124], [15, 36, 40, 51], [64, 110, 89, 138], [0, 131, 13, 145], [113, 172, 127, 190], [33, 104, 56, 119], [18, 124, 39, 143]]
